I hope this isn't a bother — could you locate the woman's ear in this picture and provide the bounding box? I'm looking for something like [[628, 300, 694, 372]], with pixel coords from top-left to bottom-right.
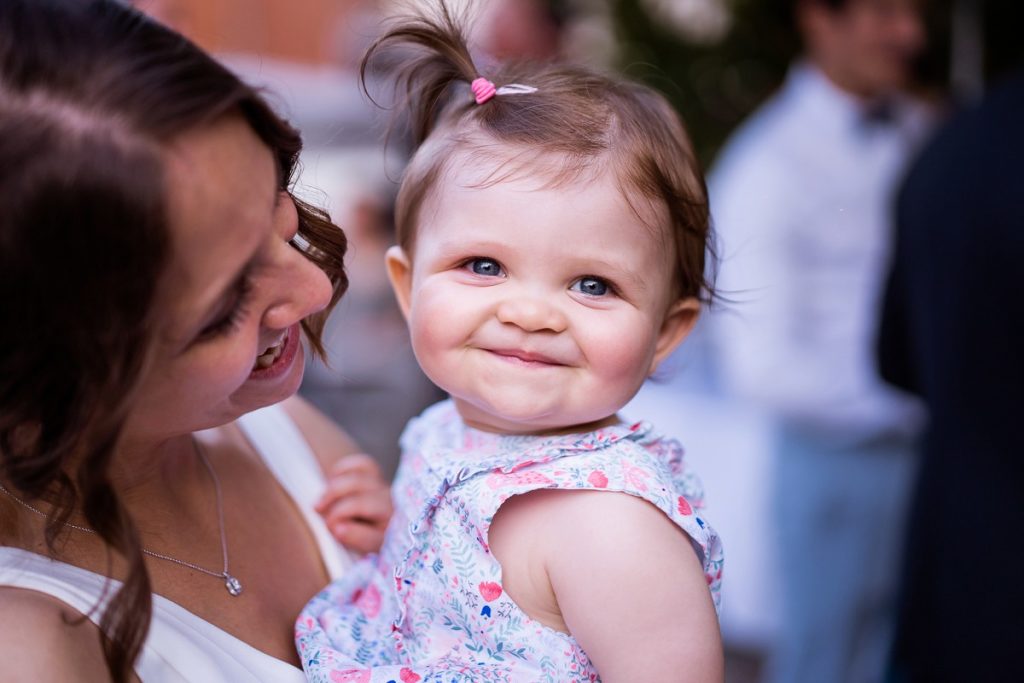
[[385, 245, 413, 320], [649, 297, 700, 375]]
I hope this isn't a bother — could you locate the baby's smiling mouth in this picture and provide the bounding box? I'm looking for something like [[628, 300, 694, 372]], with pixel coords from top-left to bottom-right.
[[487, 348, 565, 367]]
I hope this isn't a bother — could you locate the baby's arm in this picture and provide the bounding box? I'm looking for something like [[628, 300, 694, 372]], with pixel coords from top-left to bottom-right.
[[490, 489, 723, 683]]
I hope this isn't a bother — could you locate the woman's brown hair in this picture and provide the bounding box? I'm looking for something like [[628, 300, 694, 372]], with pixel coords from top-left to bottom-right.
[[361, 2, 715, 302], [0, 0, 347, 679]]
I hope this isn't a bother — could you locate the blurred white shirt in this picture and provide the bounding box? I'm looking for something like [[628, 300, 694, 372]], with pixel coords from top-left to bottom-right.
[[708, 62, 931, 443]]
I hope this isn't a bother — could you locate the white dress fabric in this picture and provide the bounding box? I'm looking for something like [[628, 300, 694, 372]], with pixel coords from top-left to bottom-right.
[[0, 403, 351, 682]]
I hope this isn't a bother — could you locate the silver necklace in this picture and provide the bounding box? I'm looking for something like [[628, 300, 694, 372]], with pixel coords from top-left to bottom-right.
[[0, 437, 243, 597]]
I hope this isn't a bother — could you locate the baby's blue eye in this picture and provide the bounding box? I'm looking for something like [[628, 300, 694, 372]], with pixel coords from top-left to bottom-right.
[[572, 277, 610, 297], [468, 258, 503, 277]]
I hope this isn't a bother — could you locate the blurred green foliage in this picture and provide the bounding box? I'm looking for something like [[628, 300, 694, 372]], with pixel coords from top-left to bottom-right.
[[606, 0, 1024, 168], [611, 0, 800, 167]]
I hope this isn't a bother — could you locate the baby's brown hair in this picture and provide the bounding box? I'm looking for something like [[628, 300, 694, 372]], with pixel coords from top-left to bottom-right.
[[363, 2, 714, 302]]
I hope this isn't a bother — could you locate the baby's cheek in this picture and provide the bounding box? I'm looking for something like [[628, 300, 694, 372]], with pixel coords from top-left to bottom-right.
[[580, 327, 657, 394], [409, 284, 477, 355], [408, 310, 459, 386]]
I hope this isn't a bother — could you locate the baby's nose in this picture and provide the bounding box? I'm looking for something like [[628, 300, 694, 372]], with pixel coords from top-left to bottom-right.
[[495, 296, 567, 333]]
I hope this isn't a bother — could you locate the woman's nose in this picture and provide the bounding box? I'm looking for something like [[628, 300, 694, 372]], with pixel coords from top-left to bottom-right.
[[496, 295, 567, 333], [262, 197, 334, 330], [262, 244, 334, 331], [260, 245, 331, 331], [263, 199, 334, 329]]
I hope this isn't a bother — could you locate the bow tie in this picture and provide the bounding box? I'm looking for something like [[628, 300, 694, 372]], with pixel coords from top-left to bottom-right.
[[860, 99, 898, 126]]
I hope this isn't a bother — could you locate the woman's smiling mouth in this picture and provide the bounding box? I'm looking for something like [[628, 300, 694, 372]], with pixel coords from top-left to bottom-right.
[[254, 336, 287, 369], [249, 323, 301, 379]]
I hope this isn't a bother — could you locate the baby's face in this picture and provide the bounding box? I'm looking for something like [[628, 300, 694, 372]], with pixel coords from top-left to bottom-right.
[[387, 162, 698, 435]]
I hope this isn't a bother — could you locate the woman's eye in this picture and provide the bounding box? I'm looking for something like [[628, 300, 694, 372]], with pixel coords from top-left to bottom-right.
[[196, 277, 253, 342], [466, 258, 503, 277], [572, 276, 611, 297]]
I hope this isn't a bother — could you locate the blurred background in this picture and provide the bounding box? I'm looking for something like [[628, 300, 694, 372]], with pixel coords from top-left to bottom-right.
[[134, 1, 1023, 681]]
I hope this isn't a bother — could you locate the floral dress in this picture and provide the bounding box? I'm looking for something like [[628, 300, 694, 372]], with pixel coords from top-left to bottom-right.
[[297, 400, 723, 683]]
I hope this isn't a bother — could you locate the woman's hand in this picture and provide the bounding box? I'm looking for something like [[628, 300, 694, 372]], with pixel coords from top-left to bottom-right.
[[314, 453, 392, 554]]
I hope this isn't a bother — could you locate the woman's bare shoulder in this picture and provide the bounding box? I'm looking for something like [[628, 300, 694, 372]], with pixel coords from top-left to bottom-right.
[[0, 586, 111, 681], [279, 395, 361, 475]]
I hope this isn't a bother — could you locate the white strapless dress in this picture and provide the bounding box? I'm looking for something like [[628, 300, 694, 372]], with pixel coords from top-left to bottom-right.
[[0, 403, 352, 682]]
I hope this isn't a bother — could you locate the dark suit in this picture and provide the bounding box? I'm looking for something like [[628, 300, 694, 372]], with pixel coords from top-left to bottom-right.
[[879, 70, 1024, 682]]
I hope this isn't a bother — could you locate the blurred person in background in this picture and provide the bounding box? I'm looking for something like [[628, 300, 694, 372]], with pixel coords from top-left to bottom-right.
[[708, 1, 932, 682], [878, 66, 1024, 683]]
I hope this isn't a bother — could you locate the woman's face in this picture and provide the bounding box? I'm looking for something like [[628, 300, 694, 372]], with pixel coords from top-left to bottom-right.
[[122, 115, 333, 443]]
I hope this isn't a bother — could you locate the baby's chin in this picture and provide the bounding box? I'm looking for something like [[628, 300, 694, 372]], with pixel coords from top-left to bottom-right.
[[452, 398, 620, 436]]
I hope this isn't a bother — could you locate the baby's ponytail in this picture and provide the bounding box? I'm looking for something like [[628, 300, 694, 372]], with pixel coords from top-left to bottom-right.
[[360, 2, 480, 147]]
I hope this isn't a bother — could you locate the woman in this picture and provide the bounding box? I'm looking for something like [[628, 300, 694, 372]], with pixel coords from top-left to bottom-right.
[[0, 1, 391, 681]]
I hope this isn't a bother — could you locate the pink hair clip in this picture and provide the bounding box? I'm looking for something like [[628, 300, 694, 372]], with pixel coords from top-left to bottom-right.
[[471, 77, 497, 105], [471, 77, 538, 105]]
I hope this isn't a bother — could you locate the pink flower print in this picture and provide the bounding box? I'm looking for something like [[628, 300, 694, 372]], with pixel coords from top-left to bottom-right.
[[587, 470, 609, 488], [677, 496, 693, 516], [356, 583, 381, 619], [330, 669, 370, 683], [509, 459, 538, 472], [479, 581, 503, 602], [400, 668, 422, 683], [621, 460, 650, 492], [486, 470, 554, 490]]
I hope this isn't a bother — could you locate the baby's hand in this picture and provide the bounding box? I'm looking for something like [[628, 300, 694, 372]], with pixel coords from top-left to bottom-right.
[[315, 453, 392, 554]]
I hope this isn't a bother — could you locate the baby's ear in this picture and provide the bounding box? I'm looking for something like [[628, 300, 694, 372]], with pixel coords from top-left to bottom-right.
[[650, 297, 700, 375], [385, 245, 413, 320]]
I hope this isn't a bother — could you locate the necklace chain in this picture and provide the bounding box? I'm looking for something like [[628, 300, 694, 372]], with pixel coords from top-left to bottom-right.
[[0, 436, 243, 597]]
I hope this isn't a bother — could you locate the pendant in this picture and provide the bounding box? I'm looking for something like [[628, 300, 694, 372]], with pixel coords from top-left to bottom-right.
[[224, 574, 243, 597]]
